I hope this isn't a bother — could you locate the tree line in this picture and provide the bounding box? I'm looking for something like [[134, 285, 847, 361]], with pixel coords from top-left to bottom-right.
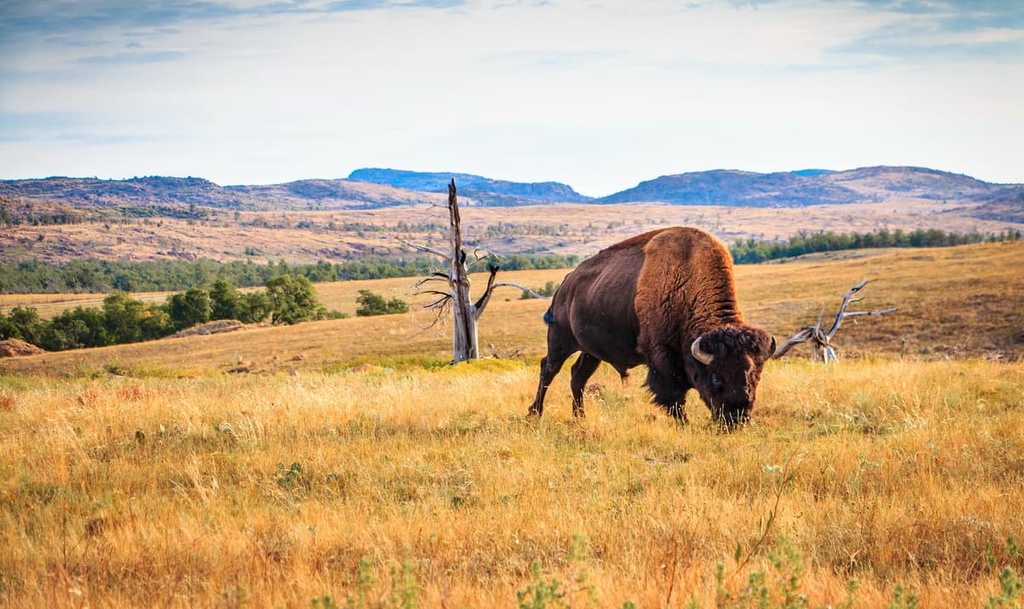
[[0, 254, 582, 294], [0, 275, 337, 352], [730, 228, 1022, 264], [0, 202, 86, 226]]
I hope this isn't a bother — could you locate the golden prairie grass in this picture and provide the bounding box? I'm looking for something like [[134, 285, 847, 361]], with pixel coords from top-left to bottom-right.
[[1, 242, 1023, 607], [0, 358, 1022, 608]]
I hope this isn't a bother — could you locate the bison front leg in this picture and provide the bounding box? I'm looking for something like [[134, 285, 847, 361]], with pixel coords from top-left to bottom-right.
[[529, 351, 571, 418], [569, 353, 601, 417], [645, 363, 690, 423]]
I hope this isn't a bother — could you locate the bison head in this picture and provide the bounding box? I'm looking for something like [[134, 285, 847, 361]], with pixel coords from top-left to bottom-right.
[[688, 325, 775, 427]]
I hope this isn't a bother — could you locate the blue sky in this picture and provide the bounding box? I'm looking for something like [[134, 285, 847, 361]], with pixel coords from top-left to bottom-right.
[[1, 0, 1022, 196]]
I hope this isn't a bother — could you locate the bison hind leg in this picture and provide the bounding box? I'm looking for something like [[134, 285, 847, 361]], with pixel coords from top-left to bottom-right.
[[529, 343, 577, 418], [569, 353, 602, 417], [645, 366, 689, 423]]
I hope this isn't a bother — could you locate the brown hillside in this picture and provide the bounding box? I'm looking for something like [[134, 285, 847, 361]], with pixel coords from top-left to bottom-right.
[[2, 241, 1020, 378], [2, 200, 1021, 266]]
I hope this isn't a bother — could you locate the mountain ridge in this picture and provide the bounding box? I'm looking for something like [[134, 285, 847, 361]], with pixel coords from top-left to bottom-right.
[[596, 169, 859, 206], [1, 166, 1020, 214], [346, 168, 593, 205], [2, 165, 1022, 268]]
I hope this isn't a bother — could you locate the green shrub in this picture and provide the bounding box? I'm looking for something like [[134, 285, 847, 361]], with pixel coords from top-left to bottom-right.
[[355, 290, 409, 317], [266, 274, 326, 325]]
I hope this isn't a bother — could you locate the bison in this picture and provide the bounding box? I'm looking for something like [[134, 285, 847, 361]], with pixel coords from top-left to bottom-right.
[[529, 227, 775, 426]]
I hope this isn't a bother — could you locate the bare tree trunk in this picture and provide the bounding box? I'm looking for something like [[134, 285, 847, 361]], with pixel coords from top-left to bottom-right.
[[402, 179, 548, 363], [447, 180, 477, 362]]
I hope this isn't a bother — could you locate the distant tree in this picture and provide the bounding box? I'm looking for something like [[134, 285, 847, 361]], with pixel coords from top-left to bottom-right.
[[266, 274, 325, 325], [0, 253, 580, 294], [111, 273, 134, 292], [237, 291, 273, 324], [209, 279, 241, 320], [40, 306, 110, 351], [102, 291, 148, 344], [139, 304, 174, 340], [0, 306, 44, 344], [355, 289, 409, 317], [165, 287, 212, 331], [728, 227, 1020, 264]]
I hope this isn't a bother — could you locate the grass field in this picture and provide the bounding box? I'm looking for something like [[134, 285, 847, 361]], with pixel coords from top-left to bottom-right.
[[1, 242, 1023, 608]]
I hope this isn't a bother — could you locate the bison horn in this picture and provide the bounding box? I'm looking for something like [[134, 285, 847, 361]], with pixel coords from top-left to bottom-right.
[[690, 336, 714, 366]]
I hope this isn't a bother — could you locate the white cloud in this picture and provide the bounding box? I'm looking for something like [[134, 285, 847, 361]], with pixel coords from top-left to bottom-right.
[[1, 0, 1022, 194]]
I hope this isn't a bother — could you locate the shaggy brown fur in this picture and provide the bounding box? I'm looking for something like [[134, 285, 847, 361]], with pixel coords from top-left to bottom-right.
[[529, 227, 774, 425]]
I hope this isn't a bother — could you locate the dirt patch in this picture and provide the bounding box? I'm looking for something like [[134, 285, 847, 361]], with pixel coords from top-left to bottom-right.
[[172, 319, 247, 338], [0, 339, 45, 357]]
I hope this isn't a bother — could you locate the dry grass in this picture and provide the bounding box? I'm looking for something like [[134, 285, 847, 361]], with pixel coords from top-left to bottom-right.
[[1, 358, 1022, 608], [1, 242, 1023, 608], [738, 242, 1024, 361]]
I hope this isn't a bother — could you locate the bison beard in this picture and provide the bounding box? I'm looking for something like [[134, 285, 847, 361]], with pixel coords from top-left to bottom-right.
[[528, 227, 775, 427]]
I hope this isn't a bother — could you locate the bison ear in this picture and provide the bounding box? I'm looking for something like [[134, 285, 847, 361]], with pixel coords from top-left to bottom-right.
[[691, 336, 714, 366], [765, 336, 777, 359]]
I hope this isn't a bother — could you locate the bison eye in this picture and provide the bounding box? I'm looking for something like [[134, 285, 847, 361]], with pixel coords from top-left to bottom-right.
[[710, 372, 723, 390]]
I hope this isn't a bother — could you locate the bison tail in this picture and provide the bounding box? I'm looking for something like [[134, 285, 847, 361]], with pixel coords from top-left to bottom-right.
[[543, 309, 556, 326]]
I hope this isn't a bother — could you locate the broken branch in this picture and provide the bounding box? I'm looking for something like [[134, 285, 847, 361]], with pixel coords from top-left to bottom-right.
[[773, 280, 896, 362], [471, 264, 501, 320], [491, 282, 550, 300], [395, 236, 449, 260]]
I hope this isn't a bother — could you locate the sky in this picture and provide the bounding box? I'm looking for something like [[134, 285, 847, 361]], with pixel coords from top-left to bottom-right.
[[1, 0, 1022, 197]]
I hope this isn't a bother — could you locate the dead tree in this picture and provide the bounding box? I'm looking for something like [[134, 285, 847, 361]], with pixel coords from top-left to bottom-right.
[[773, 279, 896, 363], [401, 179, 546, 363]]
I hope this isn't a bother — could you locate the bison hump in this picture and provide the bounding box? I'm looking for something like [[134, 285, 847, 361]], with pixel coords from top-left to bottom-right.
[[635, 227, 741, 336]]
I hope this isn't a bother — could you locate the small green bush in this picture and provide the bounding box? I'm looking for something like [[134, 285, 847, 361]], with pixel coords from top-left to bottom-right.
[[355, 290, 409, 317]]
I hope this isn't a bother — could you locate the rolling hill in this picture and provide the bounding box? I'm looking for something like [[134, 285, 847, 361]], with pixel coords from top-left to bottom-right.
[[597, 169, 860, 206], [0, 176, 259, 209], [2, 166, 1020, 212], [1, 165, 1022, 268], [596, 166, 1007, 206], [346, 168, 593, 205], [0, 175, 445, 212]]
